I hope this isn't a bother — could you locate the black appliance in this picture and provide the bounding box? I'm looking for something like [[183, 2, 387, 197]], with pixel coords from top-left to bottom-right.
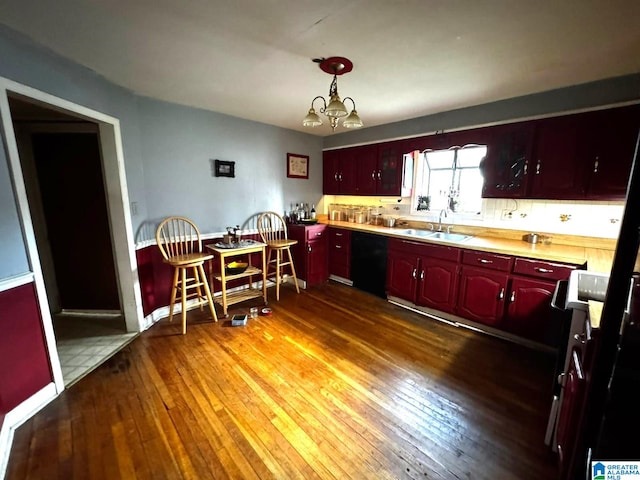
[[351, 232, 388, 298]]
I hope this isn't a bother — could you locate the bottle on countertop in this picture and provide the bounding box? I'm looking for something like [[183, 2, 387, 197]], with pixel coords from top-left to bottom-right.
[[310, 204, 316, 219]]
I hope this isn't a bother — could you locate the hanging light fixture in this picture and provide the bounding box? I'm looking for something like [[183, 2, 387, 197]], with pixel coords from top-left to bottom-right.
[[302, 56, 363, 132]]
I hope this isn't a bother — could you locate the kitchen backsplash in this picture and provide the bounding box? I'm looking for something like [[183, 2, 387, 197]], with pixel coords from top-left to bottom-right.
[[322, 195, 625, 239]]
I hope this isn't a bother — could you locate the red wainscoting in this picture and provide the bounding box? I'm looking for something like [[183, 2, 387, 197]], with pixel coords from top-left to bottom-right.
[[0, 282, 52, 414], [136, 234, 262, 317]]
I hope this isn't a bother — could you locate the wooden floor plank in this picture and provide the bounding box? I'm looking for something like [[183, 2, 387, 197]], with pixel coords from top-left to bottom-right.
[[7, 282, 559, 479]]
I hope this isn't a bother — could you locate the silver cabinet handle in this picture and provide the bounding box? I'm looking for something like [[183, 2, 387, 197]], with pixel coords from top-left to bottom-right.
[[316, 232, 322, 236], [510, 291, 515, 302], [335, 244, 342, 249], [334, 173, 338, 181], [377, 170, 382, 180], [594, 157, 599, 173], [307, 245, 312, 252], [574, 333, 586, 344], [420, 270, 424, 280], [536, 160, 541, 175], [498, 288, 504, 300], [338, 173, 343, 181], [524, 160, 528, 175], [478, 258, 493, 264], [412, 268, 417, 279], [535, 267, 553, 273], [336, 232, 343, 237], [371, 170, 376, 180]]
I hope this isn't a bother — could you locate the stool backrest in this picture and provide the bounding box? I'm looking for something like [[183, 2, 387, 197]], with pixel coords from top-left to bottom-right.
[[156, 216, 203, 260], [257, 211, 288, 244]]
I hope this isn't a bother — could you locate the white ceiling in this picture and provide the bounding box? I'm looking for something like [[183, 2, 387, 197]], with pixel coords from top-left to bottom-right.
[[1, 1, 640, 136]]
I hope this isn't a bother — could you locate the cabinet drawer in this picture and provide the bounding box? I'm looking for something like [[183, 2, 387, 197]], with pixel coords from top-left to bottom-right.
[[420, 243, 461, 263], [513, 258, 578, 281], [305, 224, 327, 241], [462, 250, 512, 271], [389, 238, 425, 255], [329, 227, 351, 242]]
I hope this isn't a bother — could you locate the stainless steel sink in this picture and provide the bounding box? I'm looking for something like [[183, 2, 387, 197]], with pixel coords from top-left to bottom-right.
[[395, 228, 434, 238], [426, 231, 473, 243], [394, 228, 473, 243]]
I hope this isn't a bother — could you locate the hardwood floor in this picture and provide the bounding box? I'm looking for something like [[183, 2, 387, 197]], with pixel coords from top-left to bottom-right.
[[7, 282, 559, 479]]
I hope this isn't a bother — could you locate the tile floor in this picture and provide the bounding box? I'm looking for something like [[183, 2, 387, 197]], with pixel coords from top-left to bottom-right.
[[52, 313, 138, 387]]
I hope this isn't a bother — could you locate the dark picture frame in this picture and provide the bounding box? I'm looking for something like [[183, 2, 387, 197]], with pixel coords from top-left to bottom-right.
[[214, 159, 235, 178], [287, 153, 309, 179]]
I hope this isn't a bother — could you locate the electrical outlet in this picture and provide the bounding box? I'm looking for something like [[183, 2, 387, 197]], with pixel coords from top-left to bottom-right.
[[501, 209, 513, 220]]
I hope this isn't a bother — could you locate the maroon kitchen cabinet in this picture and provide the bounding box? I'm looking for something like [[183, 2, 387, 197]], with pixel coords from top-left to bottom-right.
[[556, 348, 587, 480], [351, 144, 380, 195], [377, 142, 405, 196], [386, 248, 418, 302], [456, 250, 512, 327], [503, 276, 556, 345], [328, 227, 351, 280], [529, 115, 586, 199], [582, 105, 640, 200], [457, 266, 509, 326], [289, 224, 328, 287], [386, 239, 460, 308], [322, 149, 357, 195], [481, 122, 535, 198], [415, 256, 459, 314]]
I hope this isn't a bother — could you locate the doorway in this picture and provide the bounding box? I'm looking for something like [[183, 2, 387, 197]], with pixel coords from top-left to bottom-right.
[[8, 96, 137, 386]]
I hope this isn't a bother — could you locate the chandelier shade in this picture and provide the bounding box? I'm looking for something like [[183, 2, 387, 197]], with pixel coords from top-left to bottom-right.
[[302, 57, 363, 132]]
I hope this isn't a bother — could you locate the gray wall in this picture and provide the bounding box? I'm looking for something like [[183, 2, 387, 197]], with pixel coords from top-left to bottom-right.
[[137, 98, 322, 240], [0, 24, 322, 279], [324, 74, 640, 149]]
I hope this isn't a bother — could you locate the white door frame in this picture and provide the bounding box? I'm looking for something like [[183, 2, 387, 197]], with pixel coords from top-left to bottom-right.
[[0, 76, 144, 394]]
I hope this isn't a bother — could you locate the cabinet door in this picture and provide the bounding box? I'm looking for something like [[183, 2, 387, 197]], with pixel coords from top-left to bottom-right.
[[584, 105, 640, 200], [352, 144, 379, 195], [416, 257, 459, 314], [457, 266, 508, 326], [306, 236, 328, 286], [556, 348, 586, 480], [481, 122, 534, 198], [529, 116, 586, 199], [386, 250, 418, 302], [504, 276, 557, 345], [323, 149, 341, 195], [322, 149, 357, 194], [377, 142, 404, 196]]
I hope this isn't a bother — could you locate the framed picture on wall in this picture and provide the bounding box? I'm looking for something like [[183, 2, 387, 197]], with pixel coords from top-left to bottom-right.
[[287, 153, 309, 179], [214, 159, 235, 178]]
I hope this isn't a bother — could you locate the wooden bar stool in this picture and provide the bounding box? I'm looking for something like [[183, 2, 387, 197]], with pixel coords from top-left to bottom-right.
[[257, 211, 300, 300], [155, 216, 217, 334]]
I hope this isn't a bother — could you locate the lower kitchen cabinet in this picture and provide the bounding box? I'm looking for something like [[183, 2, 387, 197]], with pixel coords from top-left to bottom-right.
[[457, 266, 509, 327], [386, 248, 418, 301], [328, 227, 351, 280], [289, 224, 328, 287], [416, 256, 459, 314], [556, 348, 587, 480], [386, 239, 460, 312], [503, 276, 558, 346]]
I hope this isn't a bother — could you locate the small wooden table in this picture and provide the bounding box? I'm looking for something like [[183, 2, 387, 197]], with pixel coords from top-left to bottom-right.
[[206, 240, 267, 317]]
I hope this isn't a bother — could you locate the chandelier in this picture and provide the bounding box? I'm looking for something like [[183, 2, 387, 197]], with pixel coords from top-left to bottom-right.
[[302, 56, 363, 132]]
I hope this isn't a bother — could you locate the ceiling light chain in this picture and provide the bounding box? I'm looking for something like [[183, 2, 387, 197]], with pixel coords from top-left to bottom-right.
[[302, 57, 363, 132]]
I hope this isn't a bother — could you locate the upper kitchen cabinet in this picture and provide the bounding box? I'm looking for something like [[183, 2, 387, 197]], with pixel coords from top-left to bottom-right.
[[581, 105, 640, 200], [351, 144, 381, 195], [529, 115, 585, 199], [323, 148, 356, 195], [481, 122, 535, 198], [370, 141, 409, 196]]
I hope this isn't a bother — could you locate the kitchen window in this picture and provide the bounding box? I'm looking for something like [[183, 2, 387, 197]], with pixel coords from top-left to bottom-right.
[[412, 144, 487, 216]]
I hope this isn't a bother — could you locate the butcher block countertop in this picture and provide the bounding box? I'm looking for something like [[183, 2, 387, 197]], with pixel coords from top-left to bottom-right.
[[319, 218, 618, 274]]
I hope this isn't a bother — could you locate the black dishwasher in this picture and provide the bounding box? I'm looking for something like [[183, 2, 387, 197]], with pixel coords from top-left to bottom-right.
[[351, 232, 388, 298]]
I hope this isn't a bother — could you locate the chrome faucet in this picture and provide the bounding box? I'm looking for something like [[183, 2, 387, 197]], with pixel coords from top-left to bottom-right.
[[438, 209, 448, 231]]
